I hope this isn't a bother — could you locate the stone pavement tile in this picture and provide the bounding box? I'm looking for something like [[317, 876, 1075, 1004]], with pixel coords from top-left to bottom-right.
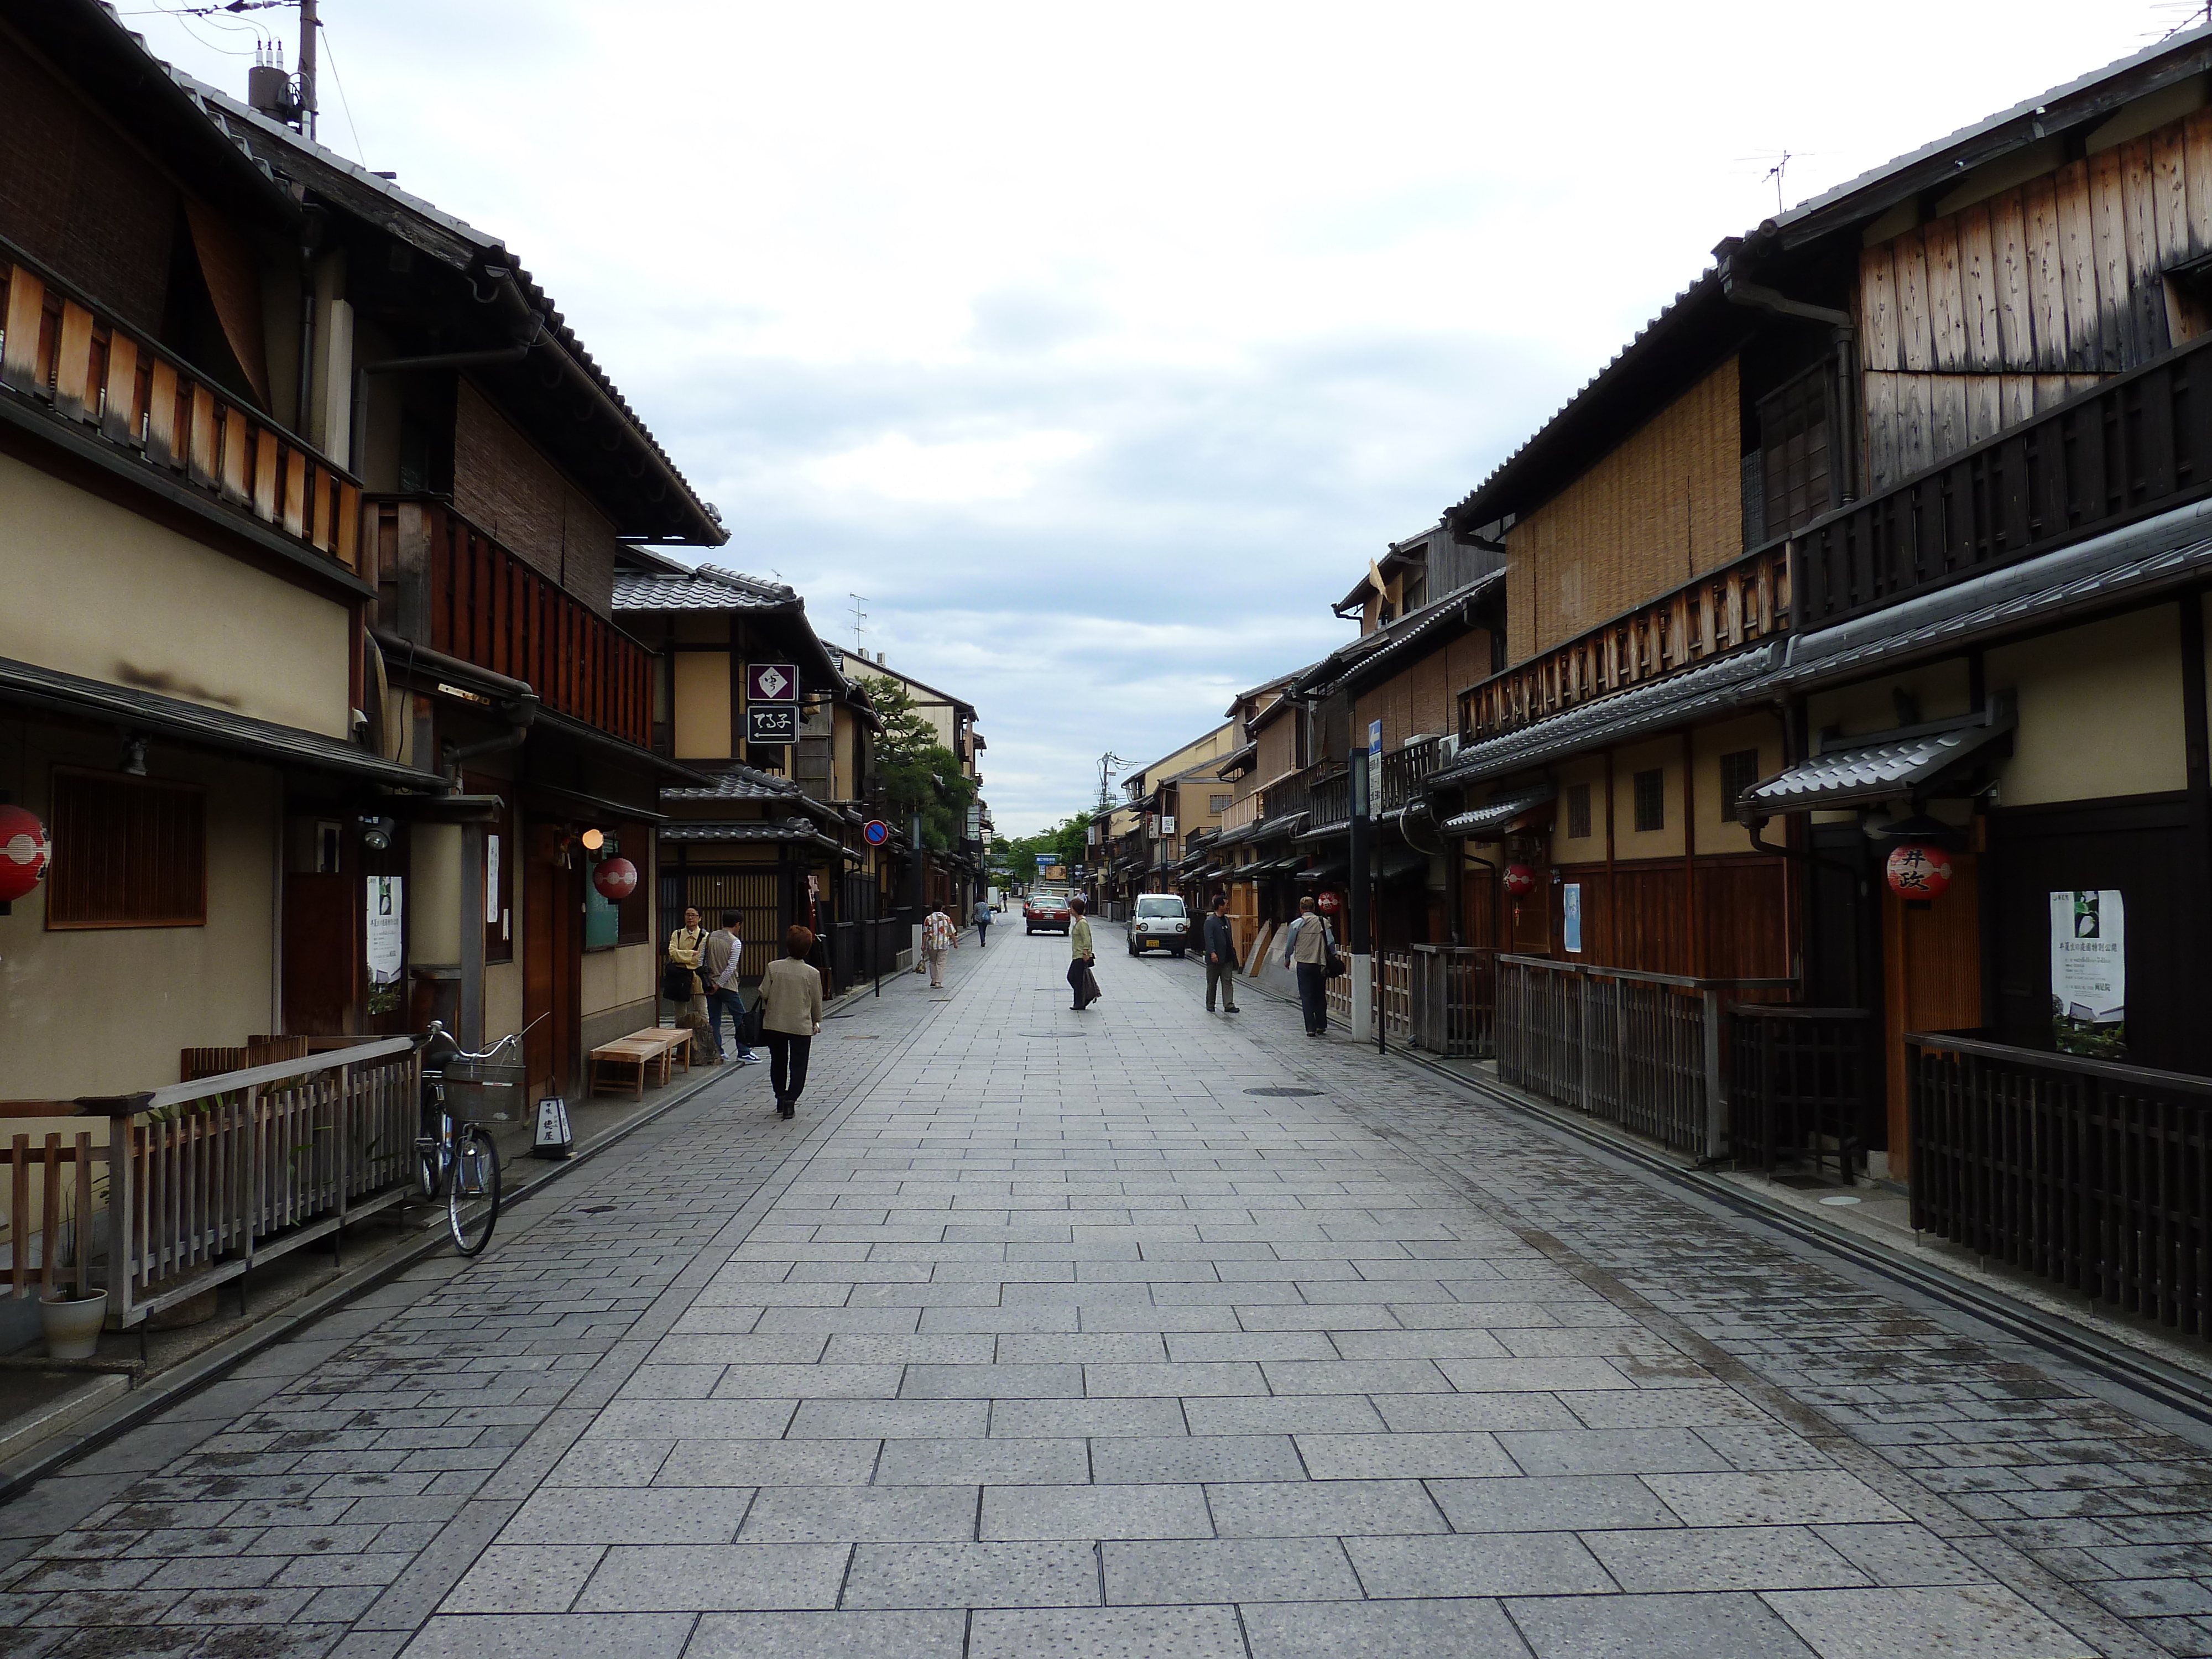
[[1434, 1358, 1634, 1392], [655, 1441, 880, 1487], [1239, 1594, 1535, 1658], [2081, 1577, 2212, 1616], [981, 1483, 1212, 1540], [1584, 1525, 1871, 1592], [273, 1553, 421, 1587], [160, 1585, 321, 1624], [787, 1400, 987, 1439], [1078, 1307, 1240, 1333], [1259, 1360, 1452, 1395], [1642, 1472, 1910, 1528], [1082, 1363, 1264, 1397], [1163, 1333, 1336, 1362], [990, 1399, 1187, 1438], [967, 1605, 1247, 1659], [707, 1365, 900, 1399], [1102, 1537, 1361, 1603], [1294, 1431, 1515, 1480], [440, 1545, 605, 1613], [1204, 1479, 1447, 1537], [570, 1544, 848, 1611], [1326, 1329, 1510, 1360], [1181, 1396, 1384, 1437], [1428, 1474, 1684, 1532], [900, 1364, 1083, 1399], [1695, 1425, 1842, 1472], [1233, 1306, 1402, 1332], [874, 1438, 1088, 1485], [399, 1613, 695, 1659], [500, 1487, 755, 1545], [1370, 1394, 1579, 1433], [1496, 1427, 1734, 1477], [1763, 1584, 2101, 1658], [738, 1485, 977, 1542], [684, 1608, 966, 1658], [1089, 1436, 1303, 1485], [1345, 1531, 1615, 1598], [997, 1334, 1167, 1364], [1506, 1590, 1819, 1658], [840, 1540, 1102, 1608], [544, 1439, 672, 1488], [1813, 1522, 1986, 1587], [20, 1588, 184, 1624], [822, 1335, 995, 1364], [586, 1401, 797, 1440]]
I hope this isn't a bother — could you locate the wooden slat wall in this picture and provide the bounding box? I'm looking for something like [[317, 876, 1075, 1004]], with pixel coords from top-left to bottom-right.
[[424, 503, 652, 748], [1862, 108, 2212, 489]]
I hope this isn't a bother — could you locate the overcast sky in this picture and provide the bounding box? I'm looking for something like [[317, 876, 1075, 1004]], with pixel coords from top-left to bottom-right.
[[135, 1, 2180, 833]]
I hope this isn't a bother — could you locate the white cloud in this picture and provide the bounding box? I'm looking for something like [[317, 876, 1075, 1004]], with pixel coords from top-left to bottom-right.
[[802, 431, 1094, 506]]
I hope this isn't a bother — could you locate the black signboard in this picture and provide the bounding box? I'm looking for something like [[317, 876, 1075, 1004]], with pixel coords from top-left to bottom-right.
[[747, 705, 798, 745]]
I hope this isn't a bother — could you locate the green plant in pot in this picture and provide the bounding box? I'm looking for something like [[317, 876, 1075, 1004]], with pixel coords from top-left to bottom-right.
[[38, 1183, 107, 1361]]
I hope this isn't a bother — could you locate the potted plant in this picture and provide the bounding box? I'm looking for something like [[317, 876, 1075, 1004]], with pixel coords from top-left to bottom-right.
[[39, 1185, 106, 1361]]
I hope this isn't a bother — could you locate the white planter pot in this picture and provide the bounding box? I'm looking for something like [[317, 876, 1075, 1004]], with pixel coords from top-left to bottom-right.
[[40, 1290, 108, 1361]]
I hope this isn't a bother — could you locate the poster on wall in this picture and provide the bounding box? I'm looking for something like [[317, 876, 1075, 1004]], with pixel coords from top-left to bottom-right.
[[1563, 884, 1583, 954], [2050, 890, 2125, 1059], [484, 836, 500, 925], [366, 875, 404, 1015]]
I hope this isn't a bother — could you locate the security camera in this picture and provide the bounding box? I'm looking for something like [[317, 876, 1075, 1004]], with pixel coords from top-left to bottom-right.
[[359, 815, 397, 852]]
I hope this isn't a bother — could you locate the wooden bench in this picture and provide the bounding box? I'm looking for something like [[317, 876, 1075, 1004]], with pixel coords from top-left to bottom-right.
[[588, 1027, 693, 1099]]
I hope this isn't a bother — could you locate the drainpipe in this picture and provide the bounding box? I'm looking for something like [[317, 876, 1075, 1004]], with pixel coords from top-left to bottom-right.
[[1720, 251, 1859, 506]]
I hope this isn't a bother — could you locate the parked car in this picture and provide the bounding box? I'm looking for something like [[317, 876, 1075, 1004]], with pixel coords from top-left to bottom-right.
[[1025, 891, 1072, 934], [1127, 893, 1190, 957]]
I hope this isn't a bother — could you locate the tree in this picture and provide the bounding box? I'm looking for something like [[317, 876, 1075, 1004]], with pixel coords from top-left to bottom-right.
[[859, 675, 977, 852], [990, 812, 1092, 888]]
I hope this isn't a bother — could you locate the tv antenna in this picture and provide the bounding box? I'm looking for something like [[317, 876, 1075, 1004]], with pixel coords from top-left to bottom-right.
[[849, 593, 868, 658]]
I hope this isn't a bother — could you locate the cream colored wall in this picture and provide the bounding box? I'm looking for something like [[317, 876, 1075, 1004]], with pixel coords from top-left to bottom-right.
[[583, 943, 654, 1017], [410, 823, 462, 964], [1806, 659, 1971, 741], [1989, 606, 2187, 806], [674, 651, 732, 760], [0, 452, 352, 738], [1611, 738, 1685, 860], [484, 962, 525, 1046], [0, 729, 276, 1100], [1548, 754, 1610, 866], [1692, 714, 1783, 855]]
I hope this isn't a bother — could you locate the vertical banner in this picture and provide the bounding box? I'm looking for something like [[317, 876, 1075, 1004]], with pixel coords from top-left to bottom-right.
[[2050, 889, 2125, 1058], [366, 875, 404, 1015], [1563, 883, 1583, 954], [1366, 719, 1383, 812], [484, 835, 501, 924]]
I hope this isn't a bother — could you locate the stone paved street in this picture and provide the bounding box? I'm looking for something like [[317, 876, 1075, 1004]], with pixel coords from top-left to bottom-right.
[[6, 925, 2212, 1658]]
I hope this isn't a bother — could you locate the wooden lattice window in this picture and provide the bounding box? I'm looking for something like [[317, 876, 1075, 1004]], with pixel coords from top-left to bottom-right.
[[1632, 769, 1665, 834], [1718, 749, 1764, 822], [1757, 364, 1834, 538], [46, 769, 206, 928], [1566, 783, 1593, 840]]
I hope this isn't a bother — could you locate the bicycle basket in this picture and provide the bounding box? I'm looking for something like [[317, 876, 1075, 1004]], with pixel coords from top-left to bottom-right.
[[439, 1058, 527, 1120]]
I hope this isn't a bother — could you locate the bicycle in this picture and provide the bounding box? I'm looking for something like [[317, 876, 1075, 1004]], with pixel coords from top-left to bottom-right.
[[416, 1020, 518, 1256]]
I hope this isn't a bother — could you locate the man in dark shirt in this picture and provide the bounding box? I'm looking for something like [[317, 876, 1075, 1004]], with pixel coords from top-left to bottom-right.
[[1202, 894, 1240, 1014]]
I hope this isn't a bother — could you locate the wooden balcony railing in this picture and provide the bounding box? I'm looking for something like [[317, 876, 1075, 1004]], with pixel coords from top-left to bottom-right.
[[1379, 735, 1444, 814], [0, 237, 360, 573], [1218, 794, 1264, 835], [1263, 761, 1343, 827], [1460, 541, 1791, 745], [1798, 330, 2212, 629], [375, 498, 654, 748]]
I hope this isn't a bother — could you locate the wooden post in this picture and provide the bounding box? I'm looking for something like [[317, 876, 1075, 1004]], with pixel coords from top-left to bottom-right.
[[1703, 987, 1726, 1160], [39, 1133, 58, 1298], [74, 1131, 93, 1299], [108, 1108, 135, 1327], [9, 1134, 25, 1301]]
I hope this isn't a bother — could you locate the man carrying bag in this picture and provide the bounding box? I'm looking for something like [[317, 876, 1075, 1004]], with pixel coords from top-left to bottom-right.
[[1279, 894, 1339, 1037]]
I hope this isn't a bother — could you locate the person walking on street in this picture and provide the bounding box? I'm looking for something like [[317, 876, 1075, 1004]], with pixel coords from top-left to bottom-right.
[[703, 911, 762, 1065], [1067, 896, 1101, 1011], [1280, 894, 1337, 1036], [922, 904, 957, 987], [666, 906, 719, 1063], [760, 924, 823, 1119], [1202, 893, 1240, 1014], [973, 899, 992, 948]]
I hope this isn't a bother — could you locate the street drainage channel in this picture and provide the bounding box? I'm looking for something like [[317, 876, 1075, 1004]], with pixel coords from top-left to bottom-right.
[[1245, 1087, 1322, 1097]]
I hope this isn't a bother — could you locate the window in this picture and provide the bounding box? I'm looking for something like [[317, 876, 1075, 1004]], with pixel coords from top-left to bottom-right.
[[1632, 769, 1665, 834], [46, 770, 206, 928], [1566, 783, 1592, 840], [1757, 364, 1833, 539], [1209, 794, 1233, 815], [1718, 749, 1763, 822]]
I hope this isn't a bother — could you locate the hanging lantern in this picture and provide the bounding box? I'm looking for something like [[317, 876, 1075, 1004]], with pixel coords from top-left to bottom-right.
[[1503, 863, 1537, 896], [1885, 842, 1953, 900], [0, 805, 51, 904], [592, 857, 639, 901], [1314, 890, 1342, 915]]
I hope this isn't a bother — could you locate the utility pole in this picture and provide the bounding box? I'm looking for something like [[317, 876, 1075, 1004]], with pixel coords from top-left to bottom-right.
[[1097, 752, 1124, 816], [298, 0, 319, 140], [849, 594, 868, 658]]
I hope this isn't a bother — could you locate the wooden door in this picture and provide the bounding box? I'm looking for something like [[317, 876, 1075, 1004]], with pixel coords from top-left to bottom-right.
[[283, 873, 359, 1035], [524, 849, 581, 1101], [1881, 852, 1982, 1181]]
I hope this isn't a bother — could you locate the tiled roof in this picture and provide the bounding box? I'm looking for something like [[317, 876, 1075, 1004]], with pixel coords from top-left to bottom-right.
[[662, 764, 803, 803], [659, 817, 852, 854], [1741, 713, 2013, 819], [613, 566, 796, 613], [1440, 785, 1556, 841]]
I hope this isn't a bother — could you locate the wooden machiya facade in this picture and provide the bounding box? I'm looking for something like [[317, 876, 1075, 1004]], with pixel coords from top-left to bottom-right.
[[1425, 24, 2212, 1281]]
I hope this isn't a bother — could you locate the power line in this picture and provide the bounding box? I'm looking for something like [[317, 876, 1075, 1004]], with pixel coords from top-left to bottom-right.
[[314, 12, 367, 161]]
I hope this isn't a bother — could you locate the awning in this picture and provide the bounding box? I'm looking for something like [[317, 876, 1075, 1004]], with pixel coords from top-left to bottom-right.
[[1217, 740, 1259, 779], [660, 817, 855, 858], [1441, 784, 1556, 841], [1230, 858, 1288, 880], [0, 653, 448, 791], [1298, 858, 1349, 884], [1739, 703, 2015, 821]]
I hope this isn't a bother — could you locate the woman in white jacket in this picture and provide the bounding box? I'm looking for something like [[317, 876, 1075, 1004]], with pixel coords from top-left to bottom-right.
[[759, 924, 824, 1118]]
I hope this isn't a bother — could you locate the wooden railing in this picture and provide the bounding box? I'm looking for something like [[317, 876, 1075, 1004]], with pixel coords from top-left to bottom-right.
[[67, 1038, 421, 1327], [1496, 956, 1796, 1156], [375, 498, 654, 747], [1410, 946, 1499, 1057], [1908, 1032, 2212, 1338], [1379, 736, 1444, 814], [1732, 1006, 1871, 1179], [1460, 542, 1791, 744], [1801, 330, 2212, 629], [0, 237, 360, 573], [1308, 770, 1350, 831]]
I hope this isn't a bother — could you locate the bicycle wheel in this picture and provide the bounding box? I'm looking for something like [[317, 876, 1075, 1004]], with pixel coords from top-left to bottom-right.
[[415, 1109, 450, 1201], [446, 1124, 502, 1256]]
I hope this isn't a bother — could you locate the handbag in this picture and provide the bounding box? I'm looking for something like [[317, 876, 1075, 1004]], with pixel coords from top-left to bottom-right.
[[662, 961, 695, 1001]]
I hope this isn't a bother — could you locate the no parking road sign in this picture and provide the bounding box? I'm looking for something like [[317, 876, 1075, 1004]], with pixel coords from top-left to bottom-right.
[[863, 820, 891, 846]]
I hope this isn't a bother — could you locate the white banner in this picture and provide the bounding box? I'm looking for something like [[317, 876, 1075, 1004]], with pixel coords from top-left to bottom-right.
[[367, 876, 404, 986], [2050, 889, 2125, 1058]]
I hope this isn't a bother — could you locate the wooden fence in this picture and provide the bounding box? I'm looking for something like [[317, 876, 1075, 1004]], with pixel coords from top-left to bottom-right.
[[1732, 1006, 1871, 1179], [1908, 1032, 2212, 1338], [1408, 946, 1499, 1057]]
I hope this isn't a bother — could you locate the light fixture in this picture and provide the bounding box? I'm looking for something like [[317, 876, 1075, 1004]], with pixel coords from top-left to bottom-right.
[[359, 815, 397, 852], [580, 827, 606, 853], [119, 734, 149, 776]]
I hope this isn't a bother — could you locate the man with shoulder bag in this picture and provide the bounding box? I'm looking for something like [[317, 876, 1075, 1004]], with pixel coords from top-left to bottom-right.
[[1279, 894, 1338, 1037]]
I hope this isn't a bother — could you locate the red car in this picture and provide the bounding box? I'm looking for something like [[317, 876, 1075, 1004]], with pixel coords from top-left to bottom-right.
[[1024, 892, 1072, 934]]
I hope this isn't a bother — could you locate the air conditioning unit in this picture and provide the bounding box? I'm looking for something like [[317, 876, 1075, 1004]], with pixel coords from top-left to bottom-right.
[[1436, 733, 1461, 764]]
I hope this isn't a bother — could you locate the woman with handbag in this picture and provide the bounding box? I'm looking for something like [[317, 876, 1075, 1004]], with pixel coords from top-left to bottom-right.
[[1067, 896, 1102, 1011], [760, 924, 824, 1118], [1279, 894, 1339, 1037]]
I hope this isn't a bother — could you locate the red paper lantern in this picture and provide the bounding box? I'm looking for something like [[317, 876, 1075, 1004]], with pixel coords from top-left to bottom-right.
[[1503, 863, 1537, 896], [0, 805, 50, 904], [592, 857, 639, 901], [1885, 842, 1953, 900], [1314, 890, 1342, 915]]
